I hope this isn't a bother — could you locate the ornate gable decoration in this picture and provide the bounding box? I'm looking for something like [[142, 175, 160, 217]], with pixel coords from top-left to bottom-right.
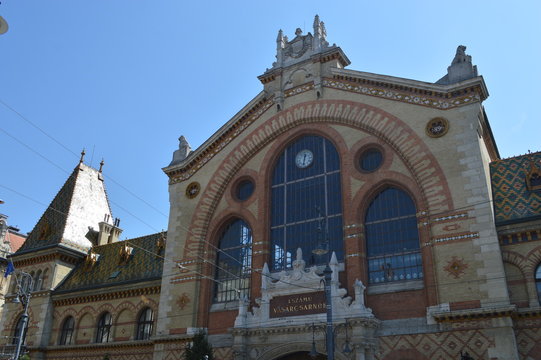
[[235, 248, 375, 329]]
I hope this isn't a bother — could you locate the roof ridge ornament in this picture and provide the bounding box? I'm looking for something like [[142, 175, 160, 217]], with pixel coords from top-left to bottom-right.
[[79, 148, 86, 164], [169, 135, 192, 166], [271, 15, 333, 70], [436, 45, 479, 85]]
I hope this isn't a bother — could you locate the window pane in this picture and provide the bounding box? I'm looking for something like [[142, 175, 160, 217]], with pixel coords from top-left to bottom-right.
[[214, 219, 252, 303], [366, 188, 422, 284], [270, 135, 343, 270]]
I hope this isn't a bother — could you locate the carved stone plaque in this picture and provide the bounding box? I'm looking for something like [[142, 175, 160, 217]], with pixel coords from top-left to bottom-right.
[[269, 291, 326, 318]]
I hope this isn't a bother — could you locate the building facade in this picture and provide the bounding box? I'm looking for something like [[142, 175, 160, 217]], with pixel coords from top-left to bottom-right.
[[1, 15, 540, 360]]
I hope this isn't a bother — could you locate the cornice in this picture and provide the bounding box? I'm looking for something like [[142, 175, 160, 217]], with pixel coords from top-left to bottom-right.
[[324, 73, 488, 110], [258, 47, 350, 84], [231, 317, 379, 337], [332, 68, 489, 100], [11, 250, 82, 267], [43, 340, 154, 353], [432, 305, 516, 322], [52, 285, 160, 306]]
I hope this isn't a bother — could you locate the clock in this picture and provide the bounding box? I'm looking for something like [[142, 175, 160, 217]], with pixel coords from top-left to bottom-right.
[[295, 149, 314, 168]]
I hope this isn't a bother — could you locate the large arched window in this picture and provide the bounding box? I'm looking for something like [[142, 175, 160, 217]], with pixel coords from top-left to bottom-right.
[[136, 307, 154, 340], [270, 135, 343, 270], [214, 219, 252, 303], [365, 187, 423, 284], [95, 312, 112, 343], [58, 316, 74, 345], [536, 264, 541, 304], [12, 316, 26, 345]]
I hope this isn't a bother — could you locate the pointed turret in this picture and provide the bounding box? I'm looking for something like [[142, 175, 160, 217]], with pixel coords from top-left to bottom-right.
[[16, 161, 113, 254]]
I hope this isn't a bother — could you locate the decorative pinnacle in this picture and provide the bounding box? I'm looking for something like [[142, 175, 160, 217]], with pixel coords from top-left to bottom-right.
[[99, 159, 104, 173], [80, 149, 86, 164]]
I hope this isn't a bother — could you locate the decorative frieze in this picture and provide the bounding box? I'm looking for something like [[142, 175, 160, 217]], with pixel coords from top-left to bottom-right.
[[53, 286, 160, 306], [323, 76, 484, 110]]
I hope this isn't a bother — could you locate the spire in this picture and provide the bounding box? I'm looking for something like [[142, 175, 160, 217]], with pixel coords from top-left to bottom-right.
[[16, 162, 113, 254], [99, 159, 104, 173], [79, 148, 86, 164]]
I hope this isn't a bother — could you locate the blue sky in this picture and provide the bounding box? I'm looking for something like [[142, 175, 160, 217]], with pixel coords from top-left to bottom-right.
[[1, 1, 540, 239]]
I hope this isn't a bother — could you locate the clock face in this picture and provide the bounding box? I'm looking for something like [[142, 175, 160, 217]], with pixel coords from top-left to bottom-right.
[[295, 149, 314, 168]]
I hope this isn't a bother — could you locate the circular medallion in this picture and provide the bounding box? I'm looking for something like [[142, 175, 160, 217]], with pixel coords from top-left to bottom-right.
[[426, 117, 449, 138], [295, 149, 314, 168], [185, 182, 200, 199]]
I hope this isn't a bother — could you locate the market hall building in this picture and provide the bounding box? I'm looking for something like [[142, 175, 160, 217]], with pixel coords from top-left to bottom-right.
[[2, 15, 541, 360]]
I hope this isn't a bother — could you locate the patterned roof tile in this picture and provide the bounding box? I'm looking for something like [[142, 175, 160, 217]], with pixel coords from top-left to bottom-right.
[[54, 232, 165, 293], [490, 152, 541, 224]]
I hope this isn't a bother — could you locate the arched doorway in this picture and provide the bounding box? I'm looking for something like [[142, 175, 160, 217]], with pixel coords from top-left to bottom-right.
[[276, 352, 326, 360]]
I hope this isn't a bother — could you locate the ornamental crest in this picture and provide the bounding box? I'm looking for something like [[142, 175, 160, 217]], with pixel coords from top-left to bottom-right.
[[283, 29, 313, 59]]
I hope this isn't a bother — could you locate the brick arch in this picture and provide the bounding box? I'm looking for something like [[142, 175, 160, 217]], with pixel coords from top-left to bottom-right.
[[96, 303, 116, 319], [53, 308, 78, 334], [525, 245, 541, 276], [184, 99, 453, 261], [501, 250, 528, 277], [134, 297, 158, 315]]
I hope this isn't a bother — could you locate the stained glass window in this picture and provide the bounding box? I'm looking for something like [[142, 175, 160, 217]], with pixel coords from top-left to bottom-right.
[[365, 188, 423, 284], [270, 135, 343, 271], [214, 219, 252, 302]]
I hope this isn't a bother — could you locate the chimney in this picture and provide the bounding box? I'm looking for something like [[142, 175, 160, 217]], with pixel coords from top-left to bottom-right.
[[97, 215, 123, 245]]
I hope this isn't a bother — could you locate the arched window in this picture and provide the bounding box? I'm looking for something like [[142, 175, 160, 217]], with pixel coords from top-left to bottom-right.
[[58, 316, 74, 345], [365, 187, 423, 284], [12, 316, 26, 345], [535, 264, 541, 304], [33, 270, 42, 291], [95, 312, 112, 343], [270, 135, 343, 270], [214, 219, 252, 303], [136, 308, 153, 340]]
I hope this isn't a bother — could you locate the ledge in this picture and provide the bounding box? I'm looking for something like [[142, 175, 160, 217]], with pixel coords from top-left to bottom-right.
[[367, 280, 423, 295]]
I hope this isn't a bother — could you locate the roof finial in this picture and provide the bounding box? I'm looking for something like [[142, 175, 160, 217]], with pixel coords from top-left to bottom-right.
[[80, 149, 86, 164], [99, 159, 104, 173]]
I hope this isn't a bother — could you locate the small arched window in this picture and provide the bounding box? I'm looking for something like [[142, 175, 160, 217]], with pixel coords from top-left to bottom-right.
[[214, 219, 252, 303], [136, 308, 153, 340], [95, 312, 112, 343], [33, 270, 42, 291], [535, 264, 541, 304], [58, 316, 74, 345], [365, 187, 423, 284], [12, 316, 26, 345]]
